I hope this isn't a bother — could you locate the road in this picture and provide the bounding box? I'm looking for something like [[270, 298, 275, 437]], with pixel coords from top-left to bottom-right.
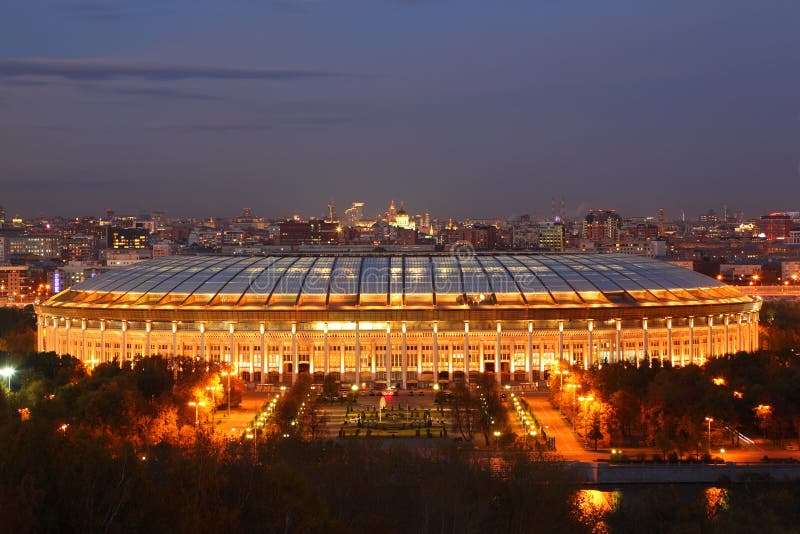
[[211, 390, 271, 437], [524, 392, 604, 461]]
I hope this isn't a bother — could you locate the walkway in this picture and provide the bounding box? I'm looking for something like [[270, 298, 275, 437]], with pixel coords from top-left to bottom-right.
[[524, 392, 598, 461]]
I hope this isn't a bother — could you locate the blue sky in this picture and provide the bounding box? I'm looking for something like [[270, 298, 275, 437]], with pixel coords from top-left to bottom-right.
[[2, 0, 799, 220]]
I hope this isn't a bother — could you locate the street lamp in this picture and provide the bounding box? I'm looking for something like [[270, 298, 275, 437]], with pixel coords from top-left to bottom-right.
[[188, 400, 206, 429], [578, 395, 594, 445], [705, 417, 713, 452], [0, 367, 14, 390], [221, 369, 232, 417]]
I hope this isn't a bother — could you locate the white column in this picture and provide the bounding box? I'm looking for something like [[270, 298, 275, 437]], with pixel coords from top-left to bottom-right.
[[81, 319, 87, 364], [171, 322, 177, 363], [753, 312, 759, 352], [323, 323, 330, 375], [260, 323, 266, 384], [432, 322, 439, 384], [495, 322, 502, 384], [99, 320, 105, 363], [401, 322, 407, 389], [229, 323, 235, 368], [615, 319, 622, 364], [687, 317, 695, 366], [527, 321, 534, 382], [249, 331, 255, 384], [737, 314, 743, 353], [291, 323, 298, 384], [37, 316, 45, 353], [339, 343, 345, 376], [385, 324, 392, 385], [200, 323, 206, 361], [642, 318, 648, 367], [64, 319, 70, 357], [667, 318, 673, 366], [355, 322, 361, 386], [558, 320, 565, 363], [145, 321, 151, 357], [724, 314, 730, 355], [448, 342, 453, 376], [586, 320, 593, 370], [748, 313, 755, 352], [121, 321, 127, 363], [707, 316, 714, 359], [416, 338, 422, 376], [464, 321, 470, 383], [52, 317, 58, 354]]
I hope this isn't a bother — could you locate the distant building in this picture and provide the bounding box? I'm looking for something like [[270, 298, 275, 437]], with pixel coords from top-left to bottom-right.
[[103, 249, 151, 267], [582, 210, 622, 242], [0, 265, 28, 301], [277, 220, 340, 246], [757, 213, 793, 241], [107, 227, 149, 249], [152, 241, 180, 258], [393, 204, 415, 230], [537, 222, 565, 252], [342, 202, 365, 228]]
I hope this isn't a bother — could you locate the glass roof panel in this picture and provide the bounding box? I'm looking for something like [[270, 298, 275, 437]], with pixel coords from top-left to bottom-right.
[[495, 256, 549, 294], [360, 257, 389, 294], [476, 256, 519, 295], [272, 257, 317, 296], [404, 256, 433, 295], [431, 256, 463, 295], [301, 256, 335, 295], [329, 257, 362, 295], [216, 257, 280, 295], [459, 256, 491, 294], [243, 256, 299, 297], [390, 257, 404, 296]]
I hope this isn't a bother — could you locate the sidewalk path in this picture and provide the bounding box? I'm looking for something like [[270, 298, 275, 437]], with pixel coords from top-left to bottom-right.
[[524, 393, 598, 461]]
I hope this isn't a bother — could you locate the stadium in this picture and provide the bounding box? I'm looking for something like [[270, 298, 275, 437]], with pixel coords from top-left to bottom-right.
[[35, 253, 761, 388]]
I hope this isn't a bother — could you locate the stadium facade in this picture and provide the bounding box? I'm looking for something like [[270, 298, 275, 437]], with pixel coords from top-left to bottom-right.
[[35, 253, 761, 387]]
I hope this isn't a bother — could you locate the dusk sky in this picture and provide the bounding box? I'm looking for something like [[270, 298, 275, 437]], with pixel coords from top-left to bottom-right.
[[2, 1, 799, 220]]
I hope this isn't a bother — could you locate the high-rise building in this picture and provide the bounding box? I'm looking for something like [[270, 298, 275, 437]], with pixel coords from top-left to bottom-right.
[[582, 210, 622, 242], [107, 227, 149, 249], [537, 221, 565, 251], [343, 202, 365, 228], [757, 213, 793, 240]]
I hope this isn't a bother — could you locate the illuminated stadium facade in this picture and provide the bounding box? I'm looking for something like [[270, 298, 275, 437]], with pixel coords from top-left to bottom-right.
[[35, 253, 761, 387]]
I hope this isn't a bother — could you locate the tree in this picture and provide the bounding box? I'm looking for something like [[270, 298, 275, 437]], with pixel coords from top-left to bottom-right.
[[588, 410, 604, 451]]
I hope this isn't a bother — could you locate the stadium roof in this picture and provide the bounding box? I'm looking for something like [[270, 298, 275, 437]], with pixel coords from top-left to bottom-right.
[[44, 254, 753, 311]]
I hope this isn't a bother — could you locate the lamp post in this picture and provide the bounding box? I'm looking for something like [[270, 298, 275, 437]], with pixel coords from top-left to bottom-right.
[[578, 395, 594, 445], [221, 369, 232, 417], [705, 417, 713, 452], [556, 369, 569, 413], [0, 367, 14, 390], [188, 401, 206, 429]]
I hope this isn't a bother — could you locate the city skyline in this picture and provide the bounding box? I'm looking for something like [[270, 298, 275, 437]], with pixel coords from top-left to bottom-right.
[[3, 1, 800, 217]]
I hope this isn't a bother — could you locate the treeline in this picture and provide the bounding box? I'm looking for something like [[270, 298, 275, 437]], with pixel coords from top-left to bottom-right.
[[555, 350, 800, 456], [0, 352, 587, 532], [0, 306, 35, 354]]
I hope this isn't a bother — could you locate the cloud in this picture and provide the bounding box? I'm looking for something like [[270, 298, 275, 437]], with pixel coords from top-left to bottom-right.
[[70, 2, 125, 21], [0, 58, 336, 82], [109, 86, 220, 100], [147, 116, 350, 134]]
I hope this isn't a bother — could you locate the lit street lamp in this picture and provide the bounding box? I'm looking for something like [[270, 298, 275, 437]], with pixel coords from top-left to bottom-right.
[[188, 400, 206, 429], [578, 395, 594, 445], [0, 367, 14, 390], [705, 417, 713, 452], [221, 369, 232, 417]]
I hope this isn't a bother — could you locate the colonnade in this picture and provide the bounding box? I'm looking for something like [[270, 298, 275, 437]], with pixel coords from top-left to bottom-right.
[[38, 312, 761, 387]]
